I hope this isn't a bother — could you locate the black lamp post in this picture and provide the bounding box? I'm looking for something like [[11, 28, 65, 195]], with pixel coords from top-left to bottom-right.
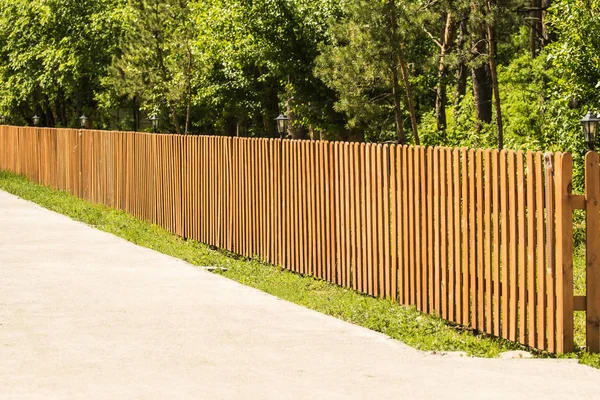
[[581, 111, 600, 151], [150, 113, 159, 133], [275, 114, 289, 139], [0, 115, 5, 125], [32, 114, 40, 126], [80, 114, 88, 129]]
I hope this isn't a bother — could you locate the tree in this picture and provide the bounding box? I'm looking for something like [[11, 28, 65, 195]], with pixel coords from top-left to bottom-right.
[[316, 0, 426, 144], [0, 0, 124, 127]]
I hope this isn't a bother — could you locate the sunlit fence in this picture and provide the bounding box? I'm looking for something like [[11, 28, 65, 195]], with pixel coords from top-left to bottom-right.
[[2, 125, 598, 354]]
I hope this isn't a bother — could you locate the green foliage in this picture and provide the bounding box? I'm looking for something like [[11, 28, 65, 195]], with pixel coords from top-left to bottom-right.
[[0, 0, 124, 127], [0, 0, 597, 156]]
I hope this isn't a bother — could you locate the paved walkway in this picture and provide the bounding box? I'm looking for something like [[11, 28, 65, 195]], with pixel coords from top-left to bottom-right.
[[1, 190, 600, 399]]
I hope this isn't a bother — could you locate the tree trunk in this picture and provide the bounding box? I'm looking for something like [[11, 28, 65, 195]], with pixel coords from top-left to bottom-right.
[[398, 51, 420, 145], [169, 103, 181, 134], [541, 0, 553, 46], [487, 0, 503, 149], [470, 4, 493, 132], [436, 12, 455, 137], [391, 67, 406, 144], [455, 18, 468, 114], [530, 0, 542, 57]]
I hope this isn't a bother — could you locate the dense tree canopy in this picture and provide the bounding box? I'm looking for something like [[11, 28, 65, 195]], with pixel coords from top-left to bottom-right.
[[0, 0, 598, 158]]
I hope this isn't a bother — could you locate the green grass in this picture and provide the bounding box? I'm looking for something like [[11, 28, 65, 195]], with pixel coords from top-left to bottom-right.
[[1, 169, 599, 367]]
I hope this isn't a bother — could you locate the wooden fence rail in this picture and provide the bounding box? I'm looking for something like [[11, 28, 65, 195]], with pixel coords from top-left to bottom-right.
[[2, 125, 597, 354]]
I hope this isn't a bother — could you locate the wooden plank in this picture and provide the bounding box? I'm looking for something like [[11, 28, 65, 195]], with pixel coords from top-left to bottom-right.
[[508, 151, 518, 342], [360, 143, 368, 293], [448, 148, 457, 322], [424, 147, 432, 312], [337, 142, 344, 285], [535, 152, 547, 350], [433, 148, 441, 314], [370, 144, 379, 295], [484, 150, 494, 335], [526, 152, 537, 348], [309, 141, 317, 276], [377, 144, 385, 297], [500, 150, 510, 339], [329, 142, 337, 282], [476, 150, 484, 331], [585, 151, 600, 353], [517, 151, 527, 344], [401, 146, 409, 304], [461, 148, 469, 325], [415, 147, 424, 310], [390, 145, 398, 302], [318, 141, 326, 279], [299, 140, 307, 274], [545, 152, 556, 353], [555, 152, 574, 354], [350, 143, 358, 291], [364, 144, 373, 294], [574, 296, 587, 312], [469, 149, 477, 328], [383, 145, 391, 298], [440, 148, 448, 319], [408, 147, 416, 306]]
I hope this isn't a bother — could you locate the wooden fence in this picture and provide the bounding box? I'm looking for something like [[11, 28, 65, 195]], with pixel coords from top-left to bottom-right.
[[2, 125, 599, 354]]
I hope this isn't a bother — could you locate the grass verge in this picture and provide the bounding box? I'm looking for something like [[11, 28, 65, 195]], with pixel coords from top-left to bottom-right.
[[0, 169, 598, 366]]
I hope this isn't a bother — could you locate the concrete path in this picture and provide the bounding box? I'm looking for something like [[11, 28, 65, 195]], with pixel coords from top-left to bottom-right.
[[1, 190, 600, 400]]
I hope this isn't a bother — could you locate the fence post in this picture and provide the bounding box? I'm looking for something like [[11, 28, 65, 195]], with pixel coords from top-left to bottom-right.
[[585, 151, 600, 353], [555, 153, 574, 353]]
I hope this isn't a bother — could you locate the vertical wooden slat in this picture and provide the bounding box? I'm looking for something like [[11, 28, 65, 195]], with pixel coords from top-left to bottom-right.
[[535, 152, 547, 350], [585, 151, 600, 353], [448, 148, 457, 322], [469, 149, 477, 328], [390, 145, 398, 301], [351, 143, 359, 291], [440, 148, 448, 319], [484, 150, 493, 335], [455, 149, 463, 324], [508, 151, 518, 342], [360, 143, 368, 293], [377, 144, 385, 297], [555, 152, 574, 354], [421, 147, 430, 312], [336, 143, 343, 284], [370, 144, 379, 295], [517, 151, 527, 344], [408, 147, 415, 306], [383, 145, 391, 298], [476, 150, 484, 331], [462, 148, 470, 326], [545, 152, 556, 353], [402, 146, 410, 304], [427, 147, 434, 313], [415, 147, 423, 310], [526, 152, 537, 348], [500, 150, 510, 339], [329, 142, 337, 283]]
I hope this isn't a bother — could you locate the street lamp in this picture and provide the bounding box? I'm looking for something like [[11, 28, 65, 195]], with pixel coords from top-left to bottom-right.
[[0, 115, 5, 125], [581, 111, 600, 151], [79, 114, 88, 129], [275, 114, 289, 139], [32, 114, 40, 126], [150, 113, 159, 133]]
